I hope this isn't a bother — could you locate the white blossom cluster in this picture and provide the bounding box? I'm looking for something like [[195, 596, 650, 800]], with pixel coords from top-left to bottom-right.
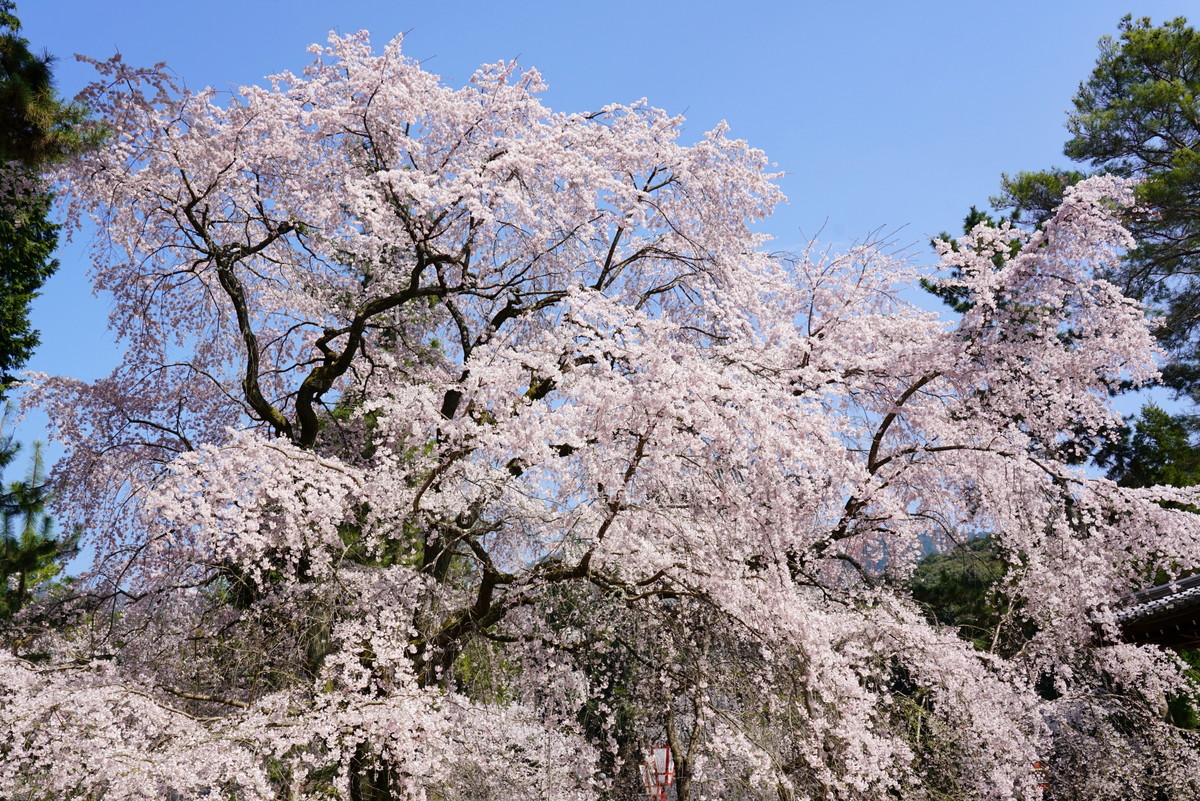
[[4, 32, 1200, 801]]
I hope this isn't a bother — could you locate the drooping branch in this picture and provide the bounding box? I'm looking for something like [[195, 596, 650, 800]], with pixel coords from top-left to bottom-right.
[[866, 372, 940, 474], [294, 273, 448, 448], [214, 255, 294, 440]]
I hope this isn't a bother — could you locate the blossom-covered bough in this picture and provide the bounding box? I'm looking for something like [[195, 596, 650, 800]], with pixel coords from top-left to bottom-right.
[[5, 31, 1200, 800]]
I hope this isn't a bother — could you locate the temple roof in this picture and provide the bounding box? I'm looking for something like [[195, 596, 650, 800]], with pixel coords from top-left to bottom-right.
[[1116, 574, 1200, 649]]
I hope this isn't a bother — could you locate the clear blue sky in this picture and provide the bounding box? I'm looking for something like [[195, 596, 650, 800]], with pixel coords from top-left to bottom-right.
[[13, 0, 1198, 439]]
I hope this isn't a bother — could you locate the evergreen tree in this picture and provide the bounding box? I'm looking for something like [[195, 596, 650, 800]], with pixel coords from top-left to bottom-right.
[[1099, 403, 1200, 490], [0, 2, 92, 631], [0, 184, 57, 391], [0, 0, 99, 395], [908, 535, 1017, 652], [989, 17, 1200, 403], [921, 206, 1022, 313], [0, 0, 94, 166], [940, 17, 1200, 493], [0, 426, 75, 621]]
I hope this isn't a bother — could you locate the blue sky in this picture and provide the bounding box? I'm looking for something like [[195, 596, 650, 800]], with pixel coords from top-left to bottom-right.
[[12, 0, 1198, 443]]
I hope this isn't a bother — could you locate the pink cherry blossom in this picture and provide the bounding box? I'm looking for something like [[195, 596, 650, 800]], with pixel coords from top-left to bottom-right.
[[6, 32, 1200, 801]]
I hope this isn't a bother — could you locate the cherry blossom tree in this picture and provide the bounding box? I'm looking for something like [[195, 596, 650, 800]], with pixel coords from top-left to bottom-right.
[[5, 31, 1200, 800]]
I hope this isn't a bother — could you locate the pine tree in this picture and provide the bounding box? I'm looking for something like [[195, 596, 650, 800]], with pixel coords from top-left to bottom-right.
[[0, 0, 100, 395], [0, 426, 75, 621]]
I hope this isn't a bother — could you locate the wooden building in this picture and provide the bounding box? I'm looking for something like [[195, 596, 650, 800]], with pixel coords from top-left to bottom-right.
[[1116, 574, 1200, 649]]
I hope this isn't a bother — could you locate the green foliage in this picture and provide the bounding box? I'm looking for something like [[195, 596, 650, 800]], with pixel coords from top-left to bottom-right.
[[909, 536, 1020, 652], [452, 637, 517, 705], [978, 16, 1200, 408], [0, 186, 57, 390], [0, 431, 76, 620], [0, 2, 105, 396], [1065, 16, 1200, 174], [992, 168, 1088, 229], [1098, 402, 1200, 490], [940, 15, 1200, 513], [0, 0, 100, 167], [921, 206, 1023, 314], [1064, 16, 1200, 322], [1168, 648, 1200, 729]]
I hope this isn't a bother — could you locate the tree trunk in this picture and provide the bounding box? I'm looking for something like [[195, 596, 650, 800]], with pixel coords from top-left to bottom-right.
[[666, 707, 692, 801], [349, 743, 393, 801]]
